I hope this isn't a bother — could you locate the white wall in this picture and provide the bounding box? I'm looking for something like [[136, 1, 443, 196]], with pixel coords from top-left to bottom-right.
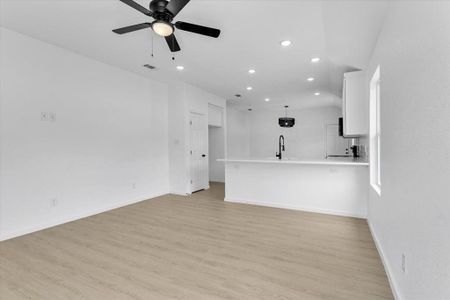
[[227, 106, 250, 158], [249, 106, 341, 159], [366, 2, 450, 299], [0, 28, 169, 240], [208, 104, 225, 182], [168, 82, 226, 194], [227, 105, 341, 159], [208, 126, 225, 182], [168, 83, 188, 195]]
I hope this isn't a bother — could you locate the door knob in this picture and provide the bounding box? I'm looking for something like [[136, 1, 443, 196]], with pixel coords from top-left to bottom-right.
[[202, 154, 206, 157]]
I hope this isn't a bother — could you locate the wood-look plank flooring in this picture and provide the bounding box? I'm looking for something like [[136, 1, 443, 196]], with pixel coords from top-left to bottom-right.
[[0, 182, 393, 299]]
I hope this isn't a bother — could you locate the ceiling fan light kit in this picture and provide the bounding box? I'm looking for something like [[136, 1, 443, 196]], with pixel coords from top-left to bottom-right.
[[113, 0, 221, 53], [152, 21, 174, 37]]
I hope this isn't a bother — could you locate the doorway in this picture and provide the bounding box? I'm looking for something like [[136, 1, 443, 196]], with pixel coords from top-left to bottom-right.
[[208, 126, 225, 183]]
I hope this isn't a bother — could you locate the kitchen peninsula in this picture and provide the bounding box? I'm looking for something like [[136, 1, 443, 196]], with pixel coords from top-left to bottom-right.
[[219, 158, 369, 218]]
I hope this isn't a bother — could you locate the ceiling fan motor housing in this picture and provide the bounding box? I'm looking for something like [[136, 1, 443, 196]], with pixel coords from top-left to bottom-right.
[[150, 0, 169, 14], [150, 0, 173, 22]]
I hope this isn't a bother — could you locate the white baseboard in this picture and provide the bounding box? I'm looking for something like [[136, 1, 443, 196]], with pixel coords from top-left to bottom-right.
[[368, 220, 402, 300], [0, 191, 167, 242], [224, 197, 367, 219], [169, 191, 189, 196]]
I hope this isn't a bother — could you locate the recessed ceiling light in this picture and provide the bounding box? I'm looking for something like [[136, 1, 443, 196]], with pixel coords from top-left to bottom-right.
[[280, 40, 292, 47], [307, 77, 315, 82], [248, 69, 256, 74], [311, 57, 321, 63], [265, 98, 270, 102], [247, 86, 253, 91], [176, 65, 184, 71], [314, 92, 320, 96]]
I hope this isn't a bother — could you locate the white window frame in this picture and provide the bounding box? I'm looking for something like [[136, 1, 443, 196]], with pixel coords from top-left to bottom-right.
[[370, 66, 381, 195]]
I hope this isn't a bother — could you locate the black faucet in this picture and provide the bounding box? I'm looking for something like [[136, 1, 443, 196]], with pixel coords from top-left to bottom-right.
[[276, 135, 285, 160]]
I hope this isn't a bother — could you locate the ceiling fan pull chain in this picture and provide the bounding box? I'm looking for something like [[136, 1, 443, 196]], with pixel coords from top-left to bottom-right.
[[151, 31, 154, 57], [172, 37, 175, 60]]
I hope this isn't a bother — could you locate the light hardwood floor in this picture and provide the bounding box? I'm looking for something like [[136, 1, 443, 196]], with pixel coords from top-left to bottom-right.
[[0, 182, 393, 299]]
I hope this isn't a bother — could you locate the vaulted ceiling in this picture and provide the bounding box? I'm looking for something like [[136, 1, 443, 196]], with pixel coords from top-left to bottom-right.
[[0, 0, 389, 110]]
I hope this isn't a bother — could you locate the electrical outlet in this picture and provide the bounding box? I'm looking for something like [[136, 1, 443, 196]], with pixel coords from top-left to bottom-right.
[[132, 183, 136, 189], [50, 198, 58, 208], [41, 112, 49, 121], [402, 253, 406, 273]]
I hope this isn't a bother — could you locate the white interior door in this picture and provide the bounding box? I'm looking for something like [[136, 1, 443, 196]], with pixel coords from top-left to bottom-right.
[[190, 113, 208, 192]]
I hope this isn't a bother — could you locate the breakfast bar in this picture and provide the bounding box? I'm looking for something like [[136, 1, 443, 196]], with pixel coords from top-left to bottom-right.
[[219, 158, 369, 218]]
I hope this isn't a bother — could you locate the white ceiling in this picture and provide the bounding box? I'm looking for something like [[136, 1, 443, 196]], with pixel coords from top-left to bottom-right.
[[0, 0, 390, 110]]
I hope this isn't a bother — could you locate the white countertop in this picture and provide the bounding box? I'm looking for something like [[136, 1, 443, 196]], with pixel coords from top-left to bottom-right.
[[217, 157, 369, 167]]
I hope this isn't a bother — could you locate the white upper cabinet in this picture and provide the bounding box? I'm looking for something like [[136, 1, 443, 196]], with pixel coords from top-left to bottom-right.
[[342, 71, 368, 137]]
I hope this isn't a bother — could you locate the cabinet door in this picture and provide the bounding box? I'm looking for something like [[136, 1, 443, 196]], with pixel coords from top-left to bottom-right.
[[343, 71, 368, 136]]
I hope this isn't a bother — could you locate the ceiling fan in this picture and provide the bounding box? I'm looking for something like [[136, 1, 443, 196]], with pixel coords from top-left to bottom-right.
[[113, 0, 221, 52]]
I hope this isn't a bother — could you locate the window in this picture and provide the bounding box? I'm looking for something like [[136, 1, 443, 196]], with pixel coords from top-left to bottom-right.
[[370, 66, 381, 195]]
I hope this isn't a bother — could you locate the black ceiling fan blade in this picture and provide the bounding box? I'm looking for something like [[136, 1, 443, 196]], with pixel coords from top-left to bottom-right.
[[175, 21, 221, 38], [119, 0, 153, 16], [165, 0, 190, 17], [165, 34, 181, 52], [113, 23, 152, 34]]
